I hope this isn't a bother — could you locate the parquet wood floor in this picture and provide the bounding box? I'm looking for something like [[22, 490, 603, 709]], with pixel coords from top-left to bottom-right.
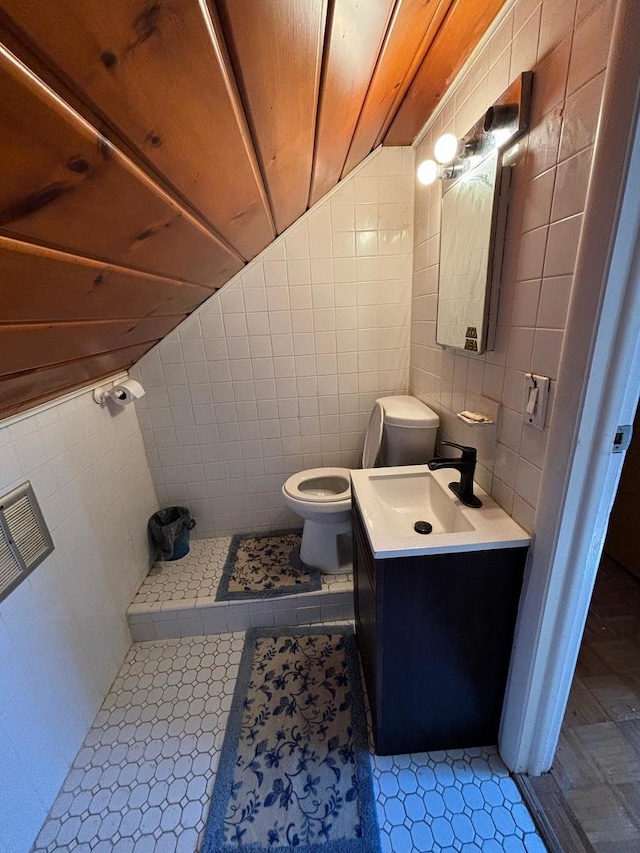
[[521, 555, 640, 853]]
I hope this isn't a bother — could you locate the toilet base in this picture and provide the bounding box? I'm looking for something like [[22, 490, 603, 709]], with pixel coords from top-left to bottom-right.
[[301, 517, 353, 574]]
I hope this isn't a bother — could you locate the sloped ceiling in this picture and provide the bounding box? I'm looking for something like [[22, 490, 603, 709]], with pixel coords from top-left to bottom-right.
[[0, 0, 504, 418]]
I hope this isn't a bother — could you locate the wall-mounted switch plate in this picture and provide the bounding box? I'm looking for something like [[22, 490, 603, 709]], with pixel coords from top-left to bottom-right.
[[523, 373, 550, 430], [612, 424, 632, 453]]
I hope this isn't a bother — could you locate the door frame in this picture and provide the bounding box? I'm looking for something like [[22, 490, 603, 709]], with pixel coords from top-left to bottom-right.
[[499, 0, 640, 775]]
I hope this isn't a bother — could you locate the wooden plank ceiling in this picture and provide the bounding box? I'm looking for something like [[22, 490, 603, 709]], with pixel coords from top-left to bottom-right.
[[0, 0, 504, 418]]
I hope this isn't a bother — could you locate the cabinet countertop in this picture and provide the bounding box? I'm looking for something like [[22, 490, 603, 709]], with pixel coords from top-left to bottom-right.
[[351, 465, 531, 560]]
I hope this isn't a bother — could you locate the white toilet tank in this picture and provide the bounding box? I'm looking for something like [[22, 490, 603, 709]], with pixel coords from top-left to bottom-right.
[[368, 395, 439, 467]]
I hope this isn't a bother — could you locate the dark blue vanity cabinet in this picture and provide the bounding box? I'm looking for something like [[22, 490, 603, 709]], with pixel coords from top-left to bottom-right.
[[352, 499, 527, 755]]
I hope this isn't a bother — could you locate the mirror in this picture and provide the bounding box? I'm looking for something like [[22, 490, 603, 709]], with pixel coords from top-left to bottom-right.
[[436, 150, 504, 353], [430, 72, 533, 355]]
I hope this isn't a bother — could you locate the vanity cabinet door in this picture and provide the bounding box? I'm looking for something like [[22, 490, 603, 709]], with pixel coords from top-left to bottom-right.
[[377, 550, 524, 754], [352, 500, 526, 755]]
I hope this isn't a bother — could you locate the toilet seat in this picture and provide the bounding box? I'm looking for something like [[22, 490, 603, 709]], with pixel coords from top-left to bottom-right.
[[362, 401, 384, 469], [282, 396, 440, 573], [283, 467, 351, 503]]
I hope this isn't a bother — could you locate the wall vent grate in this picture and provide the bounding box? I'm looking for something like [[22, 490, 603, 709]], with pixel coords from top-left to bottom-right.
[[0, 482, 54, 603], [0, 532, 22, 591]]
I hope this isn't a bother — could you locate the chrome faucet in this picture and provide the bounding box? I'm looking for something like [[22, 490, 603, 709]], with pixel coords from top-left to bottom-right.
[[427, 441, 482, 508]]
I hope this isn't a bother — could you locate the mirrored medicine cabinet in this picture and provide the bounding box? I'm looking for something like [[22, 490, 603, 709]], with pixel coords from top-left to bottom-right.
[[432, 73, 533, 354]]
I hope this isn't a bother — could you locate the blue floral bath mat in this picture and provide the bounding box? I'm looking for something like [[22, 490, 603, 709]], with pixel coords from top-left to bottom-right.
[[215, 529, 321, 601], [200, 626, 380, 853]]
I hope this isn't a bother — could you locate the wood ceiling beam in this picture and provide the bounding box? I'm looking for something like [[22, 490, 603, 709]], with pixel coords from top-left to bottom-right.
[[383, 0, 505, 146], [0, 1, 276, 260], [342, 0, 454, 175], [0, 236, 212, 323], [198, 0, 277, 244], [0, 44, 243, 288], [309, 0, 396, 206], [0, 343, 155, 419], [0, 316, 185, 377], [0, 17, 246, 266], [217, 0, 328, 234]]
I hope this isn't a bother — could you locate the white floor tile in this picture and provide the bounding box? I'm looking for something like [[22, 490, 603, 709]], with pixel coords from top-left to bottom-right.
[[127, 535, 354, 638], [31, 632, 547, 852]]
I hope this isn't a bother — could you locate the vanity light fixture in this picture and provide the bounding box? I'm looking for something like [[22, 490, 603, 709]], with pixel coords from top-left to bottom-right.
[[416, 158, 440, 185], [434, 132, 460, 164], [417, 133, 476, 184], [483, 103, 519, 133], [483, 103, 520, 148], [415, 73, 533, 188]]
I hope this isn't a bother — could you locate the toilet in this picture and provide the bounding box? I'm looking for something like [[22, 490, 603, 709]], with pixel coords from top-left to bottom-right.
[[282, 395, 439, 574]]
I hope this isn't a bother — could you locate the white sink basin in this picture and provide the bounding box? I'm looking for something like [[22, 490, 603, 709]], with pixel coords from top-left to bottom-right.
[[366, 469, 474, 536], [351, 465, 530, 558]]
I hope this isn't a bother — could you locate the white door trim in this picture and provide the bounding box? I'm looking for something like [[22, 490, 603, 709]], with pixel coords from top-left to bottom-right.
[[499, 0, 640, 775]]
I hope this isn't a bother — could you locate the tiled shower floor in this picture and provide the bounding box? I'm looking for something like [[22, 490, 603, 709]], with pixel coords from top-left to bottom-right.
[[31, 630, 548, 853], [127, 537, 353, 640]]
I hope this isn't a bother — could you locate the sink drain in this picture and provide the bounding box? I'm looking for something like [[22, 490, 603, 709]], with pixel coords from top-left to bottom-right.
[[414, 520, 433, 535]]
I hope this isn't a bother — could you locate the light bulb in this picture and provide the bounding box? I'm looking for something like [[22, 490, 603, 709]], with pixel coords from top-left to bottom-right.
[[417, 159, 439, 185], [434, 133, 459, 165]]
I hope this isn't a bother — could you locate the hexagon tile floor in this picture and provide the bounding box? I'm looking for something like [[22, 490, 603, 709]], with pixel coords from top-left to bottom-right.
[[30, 630, 548, 853], [372, 750, 547, 853], [127, 537, 353, 641]]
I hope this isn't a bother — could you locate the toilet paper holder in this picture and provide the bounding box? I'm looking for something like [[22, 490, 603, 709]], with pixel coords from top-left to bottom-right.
[[93, 378, 146, 407]]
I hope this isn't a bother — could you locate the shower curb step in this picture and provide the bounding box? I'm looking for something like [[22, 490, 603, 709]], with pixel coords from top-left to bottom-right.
[[127, 585, 354, 641]]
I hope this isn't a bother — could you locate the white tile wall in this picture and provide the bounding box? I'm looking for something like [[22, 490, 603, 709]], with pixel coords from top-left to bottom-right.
[[132, 146, 415, 538], [410, 0, 616, 531], [0, 392, 157, 853]]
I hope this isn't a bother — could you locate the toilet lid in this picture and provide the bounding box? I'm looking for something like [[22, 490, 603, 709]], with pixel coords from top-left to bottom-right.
[[379, 395, 440, 427], [362, 401, 383, 468], [283, 468, 352, 503]]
